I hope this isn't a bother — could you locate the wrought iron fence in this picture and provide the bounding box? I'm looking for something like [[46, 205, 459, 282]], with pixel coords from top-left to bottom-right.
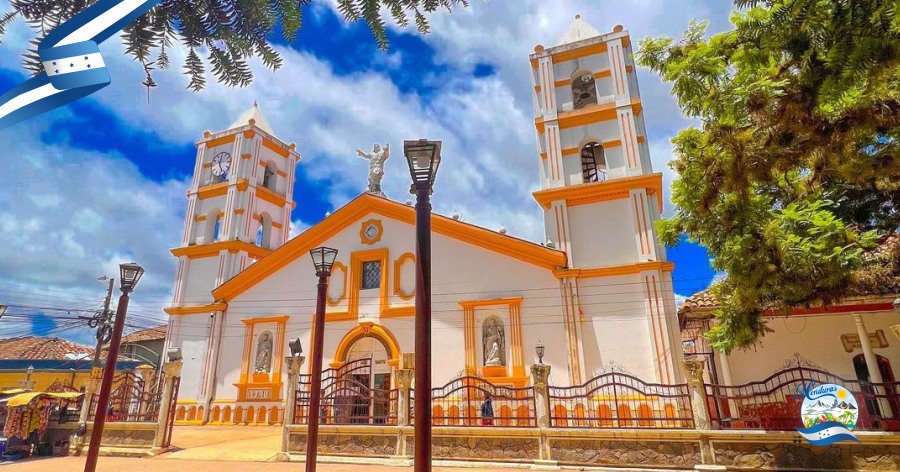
[[89, 371, 161, 422], [425, 377, 537, 427], [294, 358, 397, 425], [548, 372, 694, 428], [705, 367, 900, 431]]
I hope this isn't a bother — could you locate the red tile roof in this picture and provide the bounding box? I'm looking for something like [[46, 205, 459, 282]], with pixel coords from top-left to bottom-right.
[[121, 324, 167, 344], [0, 336, 93, 360]]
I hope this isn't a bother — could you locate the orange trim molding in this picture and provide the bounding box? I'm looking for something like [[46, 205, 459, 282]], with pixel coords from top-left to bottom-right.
[[262, 138, 290, 158], [241, 153, 252, 160], [393, 253, 416, 300], [326, 261, 347, 306], [164, 302, 227, 316], [348, 248, 390, 321], [235, 315, 289, 402], [205, 134, 236, 148], [533, 172, 663, 209], [331, 322, 401, 368], [534, 99, 643, 134], [170, 239, 272, 260], [194, 215, 207, 222], [196, 179, 250, 200], [213, 194, 567, 301], [540, 138, 632, 160], [458, 297, 527, 386], [256, 185, 288, 207], [360, 219, 384, 245], [381, 306, 415, 318], [553, 261, 675, 279], [551, 41, 608, 64]]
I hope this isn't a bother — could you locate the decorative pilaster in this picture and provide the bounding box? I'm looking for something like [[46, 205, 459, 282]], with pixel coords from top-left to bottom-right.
[[153, 360, 183, 450], [392, 353, 414, 460], [70, 368, 103, 455], [531, 363, 554, 467], [281, 355, 305, 453], [682, 358, 710, 430], [136, 364, 155, 418], [854, 314, 893, 418]]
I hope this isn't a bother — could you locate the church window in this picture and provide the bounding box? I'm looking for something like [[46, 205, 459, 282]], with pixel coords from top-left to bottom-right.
[[263, 163, 277, 191], [213, 215, 222, 241], [258, 213, 272, 249], [580, 142, 607, 183], [572, 72, 598, 110], [361, 261, 381, 289]]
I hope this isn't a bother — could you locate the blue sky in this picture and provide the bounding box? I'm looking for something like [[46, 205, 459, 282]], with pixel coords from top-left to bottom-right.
[[0, 1, 732, 346]]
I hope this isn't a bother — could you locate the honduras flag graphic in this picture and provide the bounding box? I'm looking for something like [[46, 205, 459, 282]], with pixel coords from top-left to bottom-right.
[[0, 0, 161, 131], [797, 421, 860, 446], [797, 383, 860, 446]]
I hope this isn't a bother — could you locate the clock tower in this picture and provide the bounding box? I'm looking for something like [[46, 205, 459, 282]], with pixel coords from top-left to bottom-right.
[[164, 102, 301, 419]]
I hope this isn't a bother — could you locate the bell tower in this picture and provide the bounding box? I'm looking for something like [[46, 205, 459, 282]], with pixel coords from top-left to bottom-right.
[[530, 17, 683, 384], [165, 103, 301, 414]]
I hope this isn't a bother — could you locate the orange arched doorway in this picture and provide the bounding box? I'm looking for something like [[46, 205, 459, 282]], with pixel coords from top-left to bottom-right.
[[331, 323, 401, 424]]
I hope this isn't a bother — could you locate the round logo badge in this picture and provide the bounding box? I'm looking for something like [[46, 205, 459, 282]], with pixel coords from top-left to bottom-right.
[[800, 383, 859, 430]]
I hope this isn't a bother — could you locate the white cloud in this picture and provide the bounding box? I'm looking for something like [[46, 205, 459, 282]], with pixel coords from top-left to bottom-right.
[[0, 1, 732, 336]]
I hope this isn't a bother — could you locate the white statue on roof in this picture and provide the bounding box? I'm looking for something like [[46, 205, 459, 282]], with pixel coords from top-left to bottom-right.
[[357, 143, 390, 196]]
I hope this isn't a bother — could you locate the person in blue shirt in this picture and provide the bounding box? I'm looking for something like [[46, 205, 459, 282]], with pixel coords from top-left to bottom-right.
[[481, 393, 494, 426]]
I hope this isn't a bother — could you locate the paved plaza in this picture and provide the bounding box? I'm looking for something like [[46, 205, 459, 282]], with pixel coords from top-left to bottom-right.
[[0, 426, 535, 471]]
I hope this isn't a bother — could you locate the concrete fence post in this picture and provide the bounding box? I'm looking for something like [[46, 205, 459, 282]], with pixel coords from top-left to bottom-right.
[[392, 353, 415, 461], [531, 363, 555, 468], [682, 358, 711, 430], [70, 368, 103, 455], [152, 360, 183, 450], [281, 355, 305, 454]]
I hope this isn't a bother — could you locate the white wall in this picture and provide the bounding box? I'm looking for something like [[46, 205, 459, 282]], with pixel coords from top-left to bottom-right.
[[725, 311, 900, 384], [566, 199, 638, 267], [210, 210, 570, 403]]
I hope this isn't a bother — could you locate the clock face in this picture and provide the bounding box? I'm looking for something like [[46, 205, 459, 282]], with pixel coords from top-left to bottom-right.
[[365, 224, 379, 240], [211, 152, 232, 176]]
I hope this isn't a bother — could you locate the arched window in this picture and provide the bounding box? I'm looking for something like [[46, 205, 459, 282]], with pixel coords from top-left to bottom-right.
[[580, 142, 607, 183], [204, 208, 222, 243], [572, 71, 597, 110], [263, 162, 277, 191], [257, 213, 273, 249]]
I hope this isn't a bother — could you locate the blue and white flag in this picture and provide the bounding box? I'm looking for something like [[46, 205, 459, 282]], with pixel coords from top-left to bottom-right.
[[797, 421, 860, 446], [0, 0, 160, 131]]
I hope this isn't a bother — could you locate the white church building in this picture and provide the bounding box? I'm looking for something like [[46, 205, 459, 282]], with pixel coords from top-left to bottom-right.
[[163, 17, 685, 425]]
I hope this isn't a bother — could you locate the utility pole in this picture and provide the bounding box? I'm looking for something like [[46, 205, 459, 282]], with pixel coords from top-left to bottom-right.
[[90, 277, 115, 367]]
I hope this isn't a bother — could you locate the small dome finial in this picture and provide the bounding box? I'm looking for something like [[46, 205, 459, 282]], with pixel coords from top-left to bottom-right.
[[575, 14, 581, 20], [253, 99, 259, 108]]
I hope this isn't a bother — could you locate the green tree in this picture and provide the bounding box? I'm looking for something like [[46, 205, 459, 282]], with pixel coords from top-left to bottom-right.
[[635, 0, 899, 352], [0, 0, 467, 91]]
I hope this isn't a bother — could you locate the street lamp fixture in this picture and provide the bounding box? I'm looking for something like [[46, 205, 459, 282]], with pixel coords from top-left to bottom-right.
[[309, 247, 338, 276], [535, 340, 545, 365], [404, 138, 442, 472], [167, 347, 183, 363], [26, 365, 34, 380], [119, 262, 144, 293], [84, 262, 143, 472], [404, 139, 442, 192], [305, 247, 338, 472], [893, 297, 900, 313], [289, 338, 303, 357]]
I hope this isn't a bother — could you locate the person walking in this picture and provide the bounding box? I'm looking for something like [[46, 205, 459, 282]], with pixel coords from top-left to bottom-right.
[[481, 393, 494, 426]]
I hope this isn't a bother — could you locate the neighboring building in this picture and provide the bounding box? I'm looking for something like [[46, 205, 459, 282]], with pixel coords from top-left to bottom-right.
[[121, 324, 167, 367], [163, 17, 684, 425], [679, 235, 900, 389], [0, 336, 145, 391]]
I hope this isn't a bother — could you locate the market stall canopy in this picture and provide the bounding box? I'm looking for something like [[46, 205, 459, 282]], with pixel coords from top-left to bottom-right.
[[2, 391, 82, 407]]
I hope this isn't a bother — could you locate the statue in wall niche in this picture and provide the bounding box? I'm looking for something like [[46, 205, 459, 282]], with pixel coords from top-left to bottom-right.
[[255, 332, 273, 373], [482, 319, 506, 367], [357, 143, 390, 196]]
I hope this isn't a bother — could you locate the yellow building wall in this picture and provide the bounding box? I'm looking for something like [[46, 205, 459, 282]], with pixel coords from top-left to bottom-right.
[[0, 371, 93, 391]]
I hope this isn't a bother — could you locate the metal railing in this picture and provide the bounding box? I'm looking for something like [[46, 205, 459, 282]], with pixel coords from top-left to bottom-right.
[[548, 372, 694, 428], [89, 371, 161, 422], [294, 358, 397, 425], [425, 376, 537, 427], [705, 366, 900, 431]]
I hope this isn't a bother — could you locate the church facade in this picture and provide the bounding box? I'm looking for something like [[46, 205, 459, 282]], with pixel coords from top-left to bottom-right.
[[163, 17, 685, 425]]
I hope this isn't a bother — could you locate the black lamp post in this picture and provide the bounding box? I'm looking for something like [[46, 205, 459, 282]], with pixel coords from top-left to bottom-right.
[[84, 262, 143, 472], [306, 246, 338, 472], [404, 139, 442, 472]]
